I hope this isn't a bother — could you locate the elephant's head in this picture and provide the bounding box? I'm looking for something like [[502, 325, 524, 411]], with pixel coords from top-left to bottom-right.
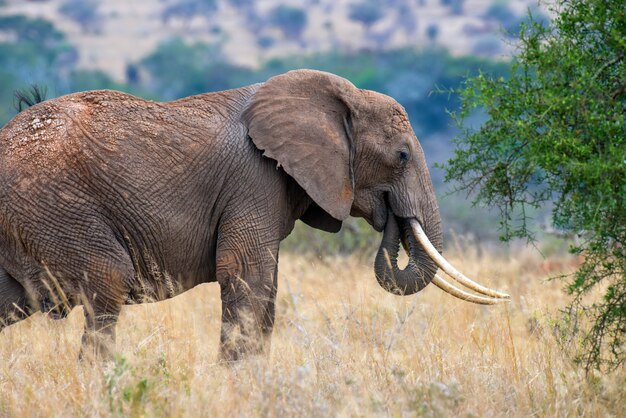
[[244, 70, 509, 303]]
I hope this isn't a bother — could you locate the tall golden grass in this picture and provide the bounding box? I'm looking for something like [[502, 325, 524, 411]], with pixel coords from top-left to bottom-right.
[[0, 242, 623, 417]]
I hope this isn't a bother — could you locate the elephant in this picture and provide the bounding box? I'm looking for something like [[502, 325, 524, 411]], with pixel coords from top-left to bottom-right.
[[0, 70, 509, 360]]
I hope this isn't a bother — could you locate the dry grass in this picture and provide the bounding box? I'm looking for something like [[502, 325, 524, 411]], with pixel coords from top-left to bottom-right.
[[0, 244, 624, 417]]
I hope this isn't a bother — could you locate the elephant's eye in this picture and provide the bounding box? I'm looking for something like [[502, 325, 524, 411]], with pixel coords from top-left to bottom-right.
[[398, 150, 410, 163]]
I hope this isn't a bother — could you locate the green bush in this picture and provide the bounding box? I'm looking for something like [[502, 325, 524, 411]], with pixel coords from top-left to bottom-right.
[[445, 0, 625, 371]]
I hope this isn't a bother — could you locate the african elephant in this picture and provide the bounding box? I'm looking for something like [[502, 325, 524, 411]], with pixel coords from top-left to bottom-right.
[[0, 70, 508, 360]]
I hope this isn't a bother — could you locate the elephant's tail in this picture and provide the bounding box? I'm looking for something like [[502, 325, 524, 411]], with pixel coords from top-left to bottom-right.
[[14, 84, 47, 113]]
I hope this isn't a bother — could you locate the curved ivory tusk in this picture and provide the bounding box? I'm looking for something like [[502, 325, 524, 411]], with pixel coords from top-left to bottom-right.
[[410, 220, 510, 299], [432, 275, 506, 305]]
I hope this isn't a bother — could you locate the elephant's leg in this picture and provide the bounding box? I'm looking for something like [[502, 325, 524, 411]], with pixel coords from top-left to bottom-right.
[[77, 259, 133, 360], [80, 301, 122, 360], [216, 234, 280, 362], [0, 267, 30, 331], [39, 235, 134, 360], [260, 264, 278, 348]]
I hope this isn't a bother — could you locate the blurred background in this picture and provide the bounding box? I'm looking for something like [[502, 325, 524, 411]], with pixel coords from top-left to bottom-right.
[[0, 0, 552, 255]]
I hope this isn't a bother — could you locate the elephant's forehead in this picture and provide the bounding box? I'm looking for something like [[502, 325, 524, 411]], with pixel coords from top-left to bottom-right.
[[361, 90, 411, 134], [385, 106, 411, 136]]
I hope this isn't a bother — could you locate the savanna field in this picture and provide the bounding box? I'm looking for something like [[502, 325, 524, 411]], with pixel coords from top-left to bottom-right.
[[0, 238, 623, 417]]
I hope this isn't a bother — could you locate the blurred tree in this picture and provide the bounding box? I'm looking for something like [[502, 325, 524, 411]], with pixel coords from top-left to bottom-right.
[[58, 0, 102, 33], [348, 0, 384, 32], [441, 0, 464, 15], [0, 14, 65, 44], [125, 63, 140, 85], [445, 0, 625, 371], [209, 24, 222, 34], [268, 5, 307, 42], [472, 34, 502, 56], [507, 6, 550, 37], [426, 23, 439, 41], [161, 0, 217, 23], [68, 69, 126, 92], [139, 38, 252, 99], [257, 35, 275, 50], [228, 0, 261, 35], [483, 1, 519, 36], [484, 2, 516, 23], [483, 1, 550, 38], [396, 3, 417, 36], [228, 0, 253, 8], [0, 15, 77, 124]]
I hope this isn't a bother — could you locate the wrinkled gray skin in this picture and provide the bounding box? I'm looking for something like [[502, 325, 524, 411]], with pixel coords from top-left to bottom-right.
[[0, 70, 442, 360]]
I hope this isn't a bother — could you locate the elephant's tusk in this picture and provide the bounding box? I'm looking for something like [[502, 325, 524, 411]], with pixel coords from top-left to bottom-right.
[[432, 275, 506, 305], [410, 219, 510, 299]]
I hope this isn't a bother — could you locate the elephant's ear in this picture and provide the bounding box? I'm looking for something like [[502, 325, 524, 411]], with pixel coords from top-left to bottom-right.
[[243, 69, 357, 221]]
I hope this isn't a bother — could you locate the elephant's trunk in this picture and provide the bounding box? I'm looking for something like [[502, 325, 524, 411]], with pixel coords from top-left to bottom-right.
[[374, 214, 439, 295], [374, 213, 511, 302]]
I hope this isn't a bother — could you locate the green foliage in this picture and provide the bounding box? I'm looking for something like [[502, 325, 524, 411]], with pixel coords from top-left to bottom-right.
[[509, 8, 550, 38], [445, 0, 625, 371], [268, 5, 307, 39], [104, 355, 172, 416]]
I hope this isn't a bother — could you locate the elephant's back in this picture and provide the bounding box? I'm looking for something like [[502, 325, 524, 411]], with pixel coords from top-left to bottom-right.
[[0, 95, 82, 173], [0, 88, 241, 203], [0, 91, 166, 188]]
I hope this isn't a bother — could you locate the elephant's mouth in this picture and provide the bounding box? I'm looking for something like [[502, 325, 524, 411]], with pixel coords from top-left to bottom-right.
[[374, 212, 511, 304]]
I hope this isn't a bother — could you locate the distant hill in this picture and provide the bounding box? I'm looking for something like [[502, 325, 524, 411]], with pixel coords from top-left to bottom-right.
[[0, 0, 546, 81]]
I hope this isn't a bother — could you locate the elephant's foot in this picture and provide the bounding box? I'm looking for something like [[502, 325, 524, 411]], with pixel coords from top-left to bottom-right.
[[218, 311, 272, 363], [79, 326, 116, 361], [79, 303, 120, 361]]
